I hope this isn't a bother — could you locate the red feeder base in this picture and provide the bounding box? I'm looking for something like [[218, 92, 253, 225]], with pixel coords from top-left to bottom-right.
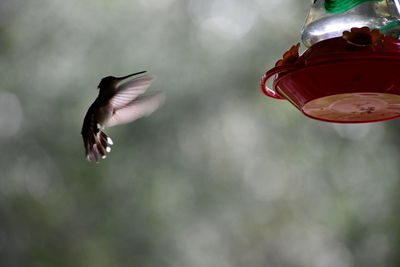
[[303, 93, 400, 123], [261, 35, 400, 123]]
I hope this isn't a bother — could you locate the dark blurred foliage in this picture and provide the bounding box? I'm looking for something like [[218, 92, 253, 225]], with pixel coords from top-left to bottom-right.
[[1, 0, 400, 266]]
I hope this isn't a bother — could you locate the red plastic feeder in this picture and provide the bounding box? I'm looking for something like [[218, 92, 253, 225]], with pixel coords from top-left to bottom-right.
[[261, 33, 400, 123]]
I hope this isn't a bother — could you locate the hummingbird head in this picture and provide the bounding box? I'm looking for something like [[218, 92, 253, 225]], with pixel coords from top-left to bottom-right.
[[97, 76, 117, 90], [97, 71, 147, 90]]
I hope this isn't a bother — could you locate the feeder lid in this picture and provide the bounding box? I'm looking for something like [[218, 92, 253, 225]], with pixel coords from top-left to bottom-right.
[[293, 29, 400, 69]]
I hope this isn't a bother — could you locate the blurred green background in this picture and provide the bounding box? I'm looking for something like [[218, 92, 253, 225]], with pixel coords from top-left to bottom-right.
[[1, 0, 400, 266]]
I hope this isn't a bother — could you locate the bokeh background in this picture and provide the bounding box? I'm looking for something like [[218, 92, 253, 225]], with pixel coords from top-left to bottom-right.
[[1, 0, 400, 266]]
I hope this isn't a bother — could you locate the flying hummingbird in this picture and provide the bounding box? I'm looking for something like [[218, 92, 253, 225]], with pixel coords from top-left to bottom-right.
[[81, 71, 165, 162]]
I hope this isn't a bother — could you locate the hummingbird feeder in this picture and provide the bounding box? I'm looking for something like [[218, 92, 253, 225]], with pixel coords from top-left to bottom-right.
[[261, 0, 400, 123]]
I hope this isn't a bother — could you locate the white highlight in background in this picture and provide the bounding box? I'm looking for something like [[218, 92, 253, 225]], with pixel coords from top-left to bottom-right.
[[0, 92, 23, 138]]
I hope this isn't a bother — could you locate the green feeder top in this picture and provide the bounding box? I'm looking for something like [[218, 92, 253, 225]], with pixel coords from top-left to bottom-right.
[[325, 0, 383, 13]]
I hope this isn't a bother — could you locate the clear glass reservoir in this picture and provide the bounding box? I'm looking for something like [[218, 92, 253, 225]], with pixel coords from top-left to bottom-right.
[[301, 0, 400, 47]]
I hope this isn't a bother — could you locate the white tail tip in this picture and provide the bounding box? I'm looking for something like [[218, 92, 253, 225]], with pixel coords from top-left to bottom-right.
[[107, 137, 113, 145]]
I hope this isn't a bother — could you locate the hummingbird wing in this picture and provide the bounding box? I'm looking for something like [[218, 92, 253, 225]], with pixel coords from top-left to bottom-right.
[[106, 91, 166, 127], [109, 74, 155, 109]]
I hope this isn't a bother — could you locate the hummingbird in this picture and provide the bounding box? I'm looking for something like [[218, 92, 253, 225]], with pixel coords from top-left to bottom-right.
[[81, 71, 165, 162]]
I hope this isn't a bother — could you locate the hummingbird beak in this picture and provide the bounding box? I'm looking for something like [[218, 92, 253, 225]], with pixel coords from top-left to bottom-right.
[[115, 71, 147, 82]]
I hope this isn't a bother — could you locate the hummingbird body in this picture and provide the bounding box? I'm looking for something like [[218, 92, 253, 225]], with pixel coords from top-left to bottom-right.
[[81, 71, 165, 162], [91, 101, 113, 126]]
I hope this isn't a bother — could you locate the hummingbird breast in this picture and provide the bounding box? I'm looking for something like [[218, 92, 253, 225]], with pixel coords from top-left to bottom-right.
[[94, 104, 113, 127]]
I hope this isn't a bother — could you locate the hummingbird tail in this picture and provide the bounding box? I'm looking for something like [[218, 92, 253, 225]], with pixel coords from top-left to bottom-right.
[[84, 130, 113, 162]]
